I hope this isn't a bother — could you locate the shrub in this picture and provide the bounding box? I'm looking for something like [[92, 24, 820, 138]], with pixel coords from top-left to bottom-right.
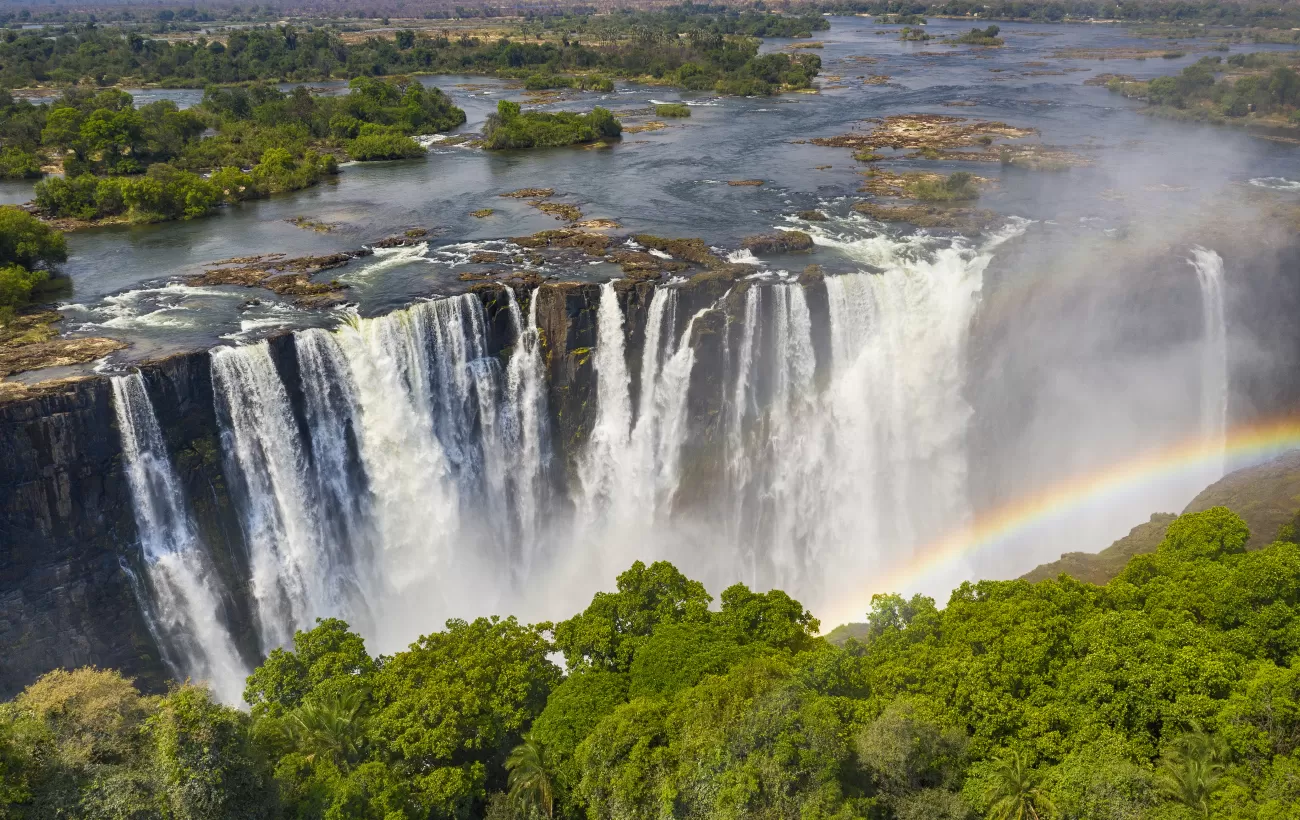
[[0, 147, 43, 179], [483, 100, 620, 150], [655, 103, 691, 118], [346, 127, 425, 161], [909, 172, 979, 201]]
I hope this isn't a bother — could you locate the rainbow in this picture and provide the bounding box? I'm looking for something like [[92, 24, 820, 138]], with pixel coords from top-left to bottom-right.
[[824, 414, 1300, 625]]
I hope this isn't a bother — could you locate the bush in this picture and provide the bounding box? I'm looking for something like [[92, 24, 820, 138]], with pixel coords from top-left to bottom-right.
[[524, 73, 573, 90], [0, 262, 48, 312], [0, 147, 42, 179], [954, 25, 1004, 45], [580, 75, 614, 92], [346, 128, 425, 161], [483, 100, 620, 150], [655, 103, 691, 118], [0, 206, 67, 269], [909, 171, 979, 201]]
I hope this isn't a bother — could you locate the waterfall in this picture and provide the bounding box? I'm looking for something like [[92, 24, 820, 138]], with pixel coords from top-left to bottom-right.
[[211, 342, 339, 652], [129, 219, 1038, 701], [505, 288, 551, 575], [577, 281, 633, 521], [1189, 246, 1228, 478], [111, 373, 248, 703]]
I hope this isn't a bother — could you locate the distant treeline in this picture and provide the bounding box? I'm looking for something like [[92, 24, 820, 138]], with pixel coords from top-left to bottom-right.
[[0, 6, 822, 93], [7, 0, 1300, 29]]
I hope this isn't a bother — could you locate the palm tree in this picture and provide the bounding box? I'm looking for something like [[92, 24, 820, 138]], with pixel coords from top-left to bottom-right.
[[507, 734, 555, 820], [1156, 729, 1230, 818], [284, 688, 367, 770], [986, 750, 1055, 820]]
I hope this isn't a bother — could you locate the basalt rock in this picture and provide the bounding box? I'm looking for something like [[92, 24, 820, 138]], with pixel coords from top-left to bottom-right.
[[741, 231, 815, 254]]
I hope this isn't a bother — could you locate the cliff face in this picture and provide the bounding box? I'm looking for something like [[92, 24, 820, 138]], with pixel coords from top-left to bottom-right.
[[0, 377, 158, 698], [0, 274, 826, 697]]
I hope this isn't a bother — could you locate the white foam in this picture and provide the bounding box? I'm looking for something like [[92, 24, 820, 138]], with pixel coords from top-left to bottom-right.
[[1249, 176, 1300, 192]]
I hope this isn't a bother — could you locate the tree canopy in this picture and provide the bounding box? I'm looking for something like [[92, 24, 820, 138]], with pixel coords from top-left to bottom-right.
[[2, 506, 1300, 819]]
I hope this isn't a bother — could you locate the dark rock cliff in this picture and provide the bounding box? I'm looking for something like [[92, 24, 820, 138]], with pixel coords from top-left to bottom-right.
[[0, 378, 158, 698]]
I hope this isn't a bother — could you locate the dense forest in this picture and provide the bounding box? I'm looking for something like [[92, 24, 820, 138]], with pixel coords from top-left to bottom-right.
[[0, 505, 1298, 819], [0, 10, 822, 94]]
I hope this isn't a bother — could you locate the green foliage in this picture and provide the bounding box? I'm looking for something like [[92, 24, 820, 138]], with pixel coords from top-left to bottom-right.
[[345, 128, 425, 161], [954, 25, 1004, 45], [21, 78, 452, 227], [984, 751, 1055, 820], [0, 147, 42, 179], [483, 100, 621, 150], [365, 616, 561, 816], [506, 735, 555, 819], [0, 206, 65, 315], [0, 207, 66, 270], [654, 103, 691, 118], [150, 685, 277, 820], [3, 504, 1300, 819], [553, 559, 711, 672], [1155, 729, 1231, 816], [910, 171, 980, 201], [1112, 53, 1300, 122], [244, 618, 378, 719]]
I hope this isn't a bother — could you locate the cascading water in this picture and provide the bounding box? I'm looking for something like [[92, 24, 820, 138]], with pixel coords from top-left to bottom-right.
[[1189, 246, 1228, 478], [504, 288, 551, 577], [132, 217, 1098, 700], [211, 342, 338, 652], [111, 373, 248, 703]]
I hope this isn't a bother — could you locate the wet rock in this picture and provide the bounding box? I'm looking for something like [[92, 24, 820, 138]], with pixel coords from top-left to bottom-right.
[[851, 201, 1000, 230], [0, 311, 127, 380], [501, 188, 555, 199], [188, 251, 367, 305], [532, 201, 583, 222], [512, 229, 612, 255], [741, 231, 814, 254], [0, 337, 127, 379], [632, 235, 725, 268], [727, 179, 765, 187], [813, 114, 1035, 150]]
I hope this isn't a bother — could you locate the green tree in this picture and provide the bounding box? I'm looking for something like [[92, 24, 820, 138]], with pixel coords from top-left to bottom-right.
[[506, 735, 555, 819], [985, 751, 1054, 820], [284, 688, 368, 771], [1155, 729, 1231, 817], [553, 560, 711, 672], [244, 618, 378, 718], [149, 685, 277, 820], [0, 207, 67, 271]]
